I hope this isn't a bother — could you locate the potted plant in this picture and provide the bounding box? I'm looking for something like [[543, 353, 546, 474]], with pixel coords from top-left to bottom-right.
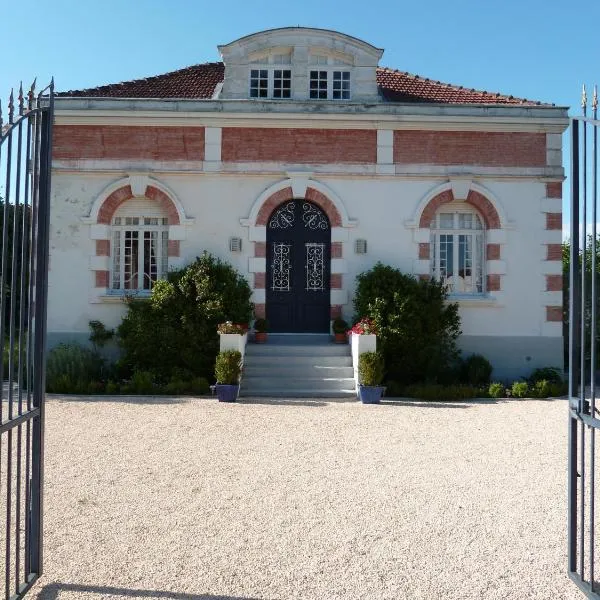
[[254, 318, 268, 343], [332, 318, 349, 343], [217, 321, 248, 356], [214, 350, 242, 402], [358, 351, 385, 404]]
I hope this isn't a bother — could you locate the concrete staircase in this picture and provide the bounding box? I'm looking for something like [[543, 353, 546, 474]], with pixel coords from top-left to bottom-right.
[[240, 334, 356, 398]]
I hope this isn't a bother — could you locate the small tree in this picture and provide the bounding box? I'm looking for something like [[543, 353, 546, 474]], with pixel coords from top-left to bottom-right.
[[354, 262, 461, 384], [118, 252, 252, 380]]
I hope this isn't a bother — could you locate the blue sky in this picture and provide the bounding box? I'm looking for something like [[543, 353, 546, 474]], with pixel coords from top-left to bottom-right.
[[1, 0, 597, 236]]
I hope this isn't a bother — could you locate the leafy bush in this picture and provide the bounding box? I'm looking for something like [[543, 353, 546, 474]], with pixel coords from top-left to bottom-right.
[[404, 384, 482, 401], [46, 344, 104, 393], [354, 262, 461, 384], [384, 380, 405, 398], [163, 376, 210, 395], [529, 366, 563, 384], [511, 381, 529, 398], [488, 382, 505, 399], [461, 354, 493, 385], [118, 253, 252, 381], [89, 320, 114, 350], [358, 351, 384, 386], [215, 350, 242, 385], [531, 379, 551, 399], [548, 381, 568, 397], [121, 371, 156, 395]]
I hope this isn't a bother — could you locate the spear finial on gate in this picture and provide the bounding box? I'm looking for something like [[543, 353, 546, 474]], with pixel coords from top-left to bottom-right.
[[8, 89, 14, 124], [18, 83, 24, 116], [593, 85, 598, 115], [582, 84, 588, 114], [28, 79, 36, 110]]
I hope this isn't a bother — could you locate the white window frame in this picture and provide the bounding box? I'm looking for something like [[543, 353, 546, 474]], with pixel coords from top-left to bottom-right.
[[308, 54, 352, 100], [248, 53, 293, 100], [111, 216, 169, 293], [430, 208, 485, 296]]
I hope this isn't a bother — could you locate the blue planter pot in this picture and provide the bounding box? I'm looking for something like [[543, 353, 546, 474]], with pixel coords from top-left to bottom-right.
[[358, 385, 385, 404], [216, 384, 239, 402]]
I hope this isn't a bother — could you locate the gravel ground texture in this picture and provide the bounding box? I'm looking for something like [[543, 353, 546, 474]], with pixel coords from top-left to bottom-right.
[[28, 395, 579, 600]]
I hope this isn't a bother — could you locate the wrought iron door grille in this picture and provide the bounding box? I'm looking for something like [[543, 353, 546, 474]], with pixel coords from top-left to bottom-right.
[[0, 80, 53, 600]]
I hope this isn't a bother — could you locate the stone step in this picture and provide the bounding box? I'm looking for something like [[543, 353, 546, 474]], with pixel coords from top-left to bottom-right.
[[243, 355, 352, 367], [242, 376, 355, 390], [245, 344, 350, 357], [243, 365, 354, 378], [241, 389, 357, 399]]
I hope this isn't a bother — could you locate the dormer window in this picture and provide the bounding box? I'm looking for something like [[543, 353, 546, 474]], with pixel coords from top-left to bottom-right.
[[309, 70, 351, 100], [249, 50, 292, 99], [308, 53, 352, 100]]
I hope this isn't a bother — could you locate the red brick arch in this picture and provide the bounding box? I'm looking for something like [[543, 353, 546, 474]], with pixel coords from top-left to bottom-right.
[[256, 186, 343, 227], [419, 189, 501, 229], [93, 183, 181, 289], [97, 184, 180, 225]]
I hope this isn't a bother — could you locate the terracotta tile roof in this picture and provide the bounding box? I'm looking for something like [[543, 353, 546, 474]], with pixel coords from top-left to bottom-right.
[[58, 61, 548, 106], [376, 67, 547, 106], [58, 63, 225, 99]]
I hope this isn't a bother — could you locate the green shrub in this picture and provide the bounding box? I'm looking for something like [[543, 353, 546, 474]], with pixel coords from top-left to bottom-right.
[[548, 381, 568, 397], [404, 384, 481, 401], [354, 262, 461, 385], [358, 351, 384, 386], [89, 320, 114, 350], [105, 380, 120, 395], [215, 350, 242, 385], [118, 253, 252, 381], [488, 382, 505, 399], [529, 366, 563, 384], [511, 381, 530, 398], [531, 379, 551, 398], [122, 371, 156, 395], [46, 344, 104, 393], [461, 354, 493, 385], [384, 380, 405, 398]]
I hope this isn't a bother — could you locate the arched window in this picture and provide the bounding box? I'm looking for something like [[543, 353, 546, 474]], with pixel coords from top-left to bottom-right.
[[430, 205, 485, 294], [110, 198, 169, 291]]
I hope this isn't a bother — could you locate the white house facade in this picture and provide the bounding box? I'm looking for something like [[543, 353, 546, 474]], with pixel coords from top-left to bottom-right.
[[49, 27, 569, 380]]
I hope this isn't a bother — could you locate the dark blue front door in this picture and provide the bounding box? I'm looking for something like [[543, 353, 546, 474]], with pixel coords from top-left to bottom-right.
[[266, 200, 331, 333]]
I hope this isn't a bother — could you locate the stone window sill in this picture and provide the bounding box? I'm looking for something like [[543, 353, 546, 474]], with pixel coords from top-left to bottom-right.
[[448, 294, 500, 307]]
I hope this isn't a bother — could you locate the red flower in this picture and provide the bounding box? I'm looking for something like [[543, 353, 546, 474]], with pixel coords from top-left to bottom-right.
[[348, 317, 378, 335]]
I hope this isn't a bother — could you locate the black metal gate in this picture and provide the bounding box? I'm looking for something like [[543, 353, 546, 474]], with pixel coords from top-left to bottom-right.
[[0, 80, 53, 599]]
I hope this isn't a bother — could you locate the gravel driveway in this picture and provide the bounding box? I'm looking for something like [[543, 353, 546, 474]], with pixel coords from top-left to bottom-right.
[[29, 395, 579, 600]]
